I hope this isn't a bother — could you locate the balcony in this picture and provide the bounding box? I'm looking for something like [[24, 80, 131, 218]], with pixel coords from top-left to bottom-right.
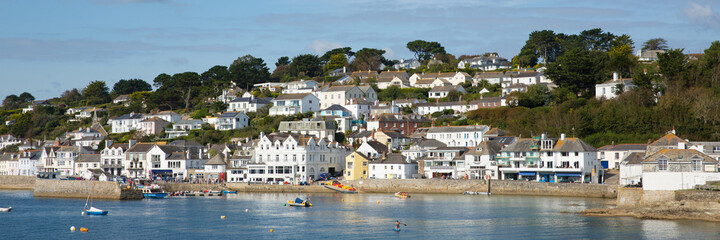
[[428, 166, 454, 170]]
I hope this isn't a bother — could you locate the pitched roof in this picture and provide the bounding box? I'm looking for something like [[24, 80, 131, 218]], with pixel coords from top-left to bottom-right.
[[649, 133, 686, 147], [427, 125, 489, 133], [500, 138, 537, 152], [553, 138, 597, 152], [219, 111, 247, 118], [598, 144, 647, 151], [429, 85, 463, 92], [509, 71, 540, 78], [365, 140, 388, 153], [467, 140, 503, 156], [274, 93, 312, 100], [474, 72, 504, 79], [125, 143, 155, 153], [379, 130, 407, 139], [229, 97, 272, 104], [622, 152, 646, 165], [205, 153, 226, 165], [348, 130, 373, 139], [168, 140, 203, 148], [370, 153, 409, 164], [324, 85, 357, 92], [140, 117, 170, 123], [417, 138, 446, 148], [323, 105, 350, 112], [643, 149, 716, 163], [77, 154, 101, 163]]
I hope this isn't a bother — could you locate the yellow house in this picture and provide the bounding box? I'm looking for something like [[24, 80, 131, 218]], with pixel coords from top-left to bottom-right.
[[344, 151, 369, 180]]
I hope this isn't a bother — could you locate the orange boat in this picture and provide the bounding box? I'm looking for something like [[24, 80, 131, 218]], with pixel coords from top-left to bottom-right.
[[395, 192, 410, 199]]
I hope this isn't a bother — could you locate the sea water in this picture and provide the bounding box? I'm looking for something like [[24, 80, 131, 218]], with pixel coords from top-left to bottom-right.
[[1, 190, 719, 239]]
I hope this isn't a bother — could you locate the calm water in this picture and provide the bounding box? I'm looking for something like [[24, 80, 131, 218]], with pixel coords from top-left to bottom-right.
[[1, 190, 719, 239]]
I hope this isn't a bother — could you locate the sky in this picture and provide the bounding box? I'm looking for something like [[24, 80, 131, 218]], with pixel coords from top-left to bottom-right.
[[1, 0, 719, 100]]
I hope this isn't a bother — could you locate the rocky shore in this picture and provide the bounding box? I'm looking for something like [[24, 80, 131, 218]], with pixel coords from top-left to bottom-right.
[[581, 200, 720, 222]]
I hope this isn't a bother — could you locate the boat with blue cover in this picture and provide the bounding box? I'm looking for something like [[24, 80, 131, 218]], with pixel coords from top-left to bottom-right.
[[287, 197, 312, 207], [142, 188, 168, 199]]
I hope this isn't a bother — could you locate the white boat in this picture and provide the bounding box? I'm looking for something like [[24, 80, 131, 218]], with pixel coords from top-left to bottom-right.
[[463, 191, 491, 195], [0, 207, 11, 212], [83, 182, 108, 216]]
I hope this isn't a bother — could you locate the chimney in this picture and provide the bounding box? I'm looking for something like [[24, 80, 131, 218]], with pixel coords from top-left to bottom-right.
[[343, 66, 347, 73], [613, 72, 619, 81], [431, 120, 435, 128], [611, 141, 615, 147], [382, 151, 386, 159], [128, 139, 136, 149], [678, 141, 687, 149], [560, 133, 566, 140], [186, 150, 190, 159]]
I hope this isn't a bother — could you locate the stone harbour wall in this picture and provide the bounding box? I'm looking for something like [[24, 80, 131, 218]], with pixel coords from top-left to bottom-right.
[[675, 190, 720, 202], [341, 179, 618, 198], [0, 176, 36, 190], [227, 183, 334, 193], [33, 179, 142, 200], [158, 183, 224, 192]]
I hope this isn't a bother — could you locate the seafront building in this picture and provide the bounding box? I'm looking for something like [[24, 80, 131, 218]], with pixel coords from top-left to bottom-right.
[[247, 132, 351, 183]]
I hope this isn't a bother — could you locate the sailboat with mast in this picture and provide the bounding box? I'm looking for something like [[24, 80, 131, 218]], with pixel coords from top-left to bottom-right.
[[83, 181, 108, 215]]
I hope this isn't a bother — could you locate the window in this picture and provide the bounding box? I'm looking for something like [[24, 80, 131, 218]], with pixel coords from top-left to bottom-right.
[[561, 152, 568, 157], [658, 159, 668, 171], [363, 161, 367, 167], [692, 160, 702, 171], [574, 152, 579, 156], [614, 153, 620, 159]]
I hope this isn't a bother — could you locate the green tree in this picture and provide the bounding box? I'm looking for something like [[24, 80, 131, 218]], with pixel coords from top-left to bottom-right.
[[517, 85, 551, 108], [545, 48, 607, 96], [59, 88, 82, 106], [579, 28, 616, 51], [608, 44, 637, 77], [229, 55, 271, 89], [406, 40, 446, 62], [275, 56, 291, 67], [83, 80, 110, 105], [326, 53, 348, 71], [700, 41, 720, 88], [2, 95, 20, 110], [112, 79, 152, 95], [521, 30, 561, 64], [642, 38, 668, 51], [513, 48, 538, 68], [172, 72, 202, 110], [18, 92, 35, 102], [657, 48, 687, 96], [351, 48, 387, 71], [289, 54, 323, 77], [320, 47, 353, 62], [201, 65, 231, 98]]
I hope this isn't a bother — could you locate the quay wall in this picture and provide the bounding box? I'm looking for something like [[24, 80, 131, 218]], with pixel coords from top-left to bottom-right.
[[226, 183, 334, 193], [33, 180, 142, 200], [0, 176, 36, 190], [341, 179, 618, 198], [158, 183, 224, 192], [675, 190, 720, 202]]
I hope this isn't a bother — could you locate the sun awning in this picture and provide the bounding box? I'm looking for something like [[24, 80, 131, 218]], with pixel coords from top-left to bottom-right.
[[519, 172, 536, 176], [556, 173, 582, 177]]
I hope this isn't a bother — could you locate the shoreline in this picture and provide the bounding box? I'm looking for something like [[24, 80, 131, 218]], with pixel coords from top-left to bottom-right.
[[580, 200, 720, 222]]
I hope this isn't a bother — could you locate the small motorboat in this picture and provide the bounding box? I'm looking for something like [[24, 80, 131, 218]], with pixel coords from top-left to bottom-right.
[[0, 207, 11, 212], [142, 188, 168, 199], [395, 192, 410, 199], [222, 190, 237, 194], [463, 191, 491, 195], [84, 206, 108, 215], [287, 198, 312, 207]]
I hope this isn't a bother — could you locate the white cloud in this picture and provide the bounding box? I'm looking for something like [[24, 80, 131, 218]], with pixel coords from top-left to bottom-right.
[[382, 47, 396, 59], [306, 40, 343, 55], [684, 2, 720, 28]]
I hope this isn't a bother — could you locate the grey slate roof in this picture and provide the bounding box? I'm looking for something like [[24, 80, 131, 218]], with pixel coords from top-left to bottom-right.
[[365, 140, 389, 154], [323, 105, 350, 112], [553, 138, 597, 152], [274, 93, 311, 100], [370, 153, 410, 164], [623, 152, 646, 165], [77, 154, 101, 163], [417, 139, 446, 148], [230, 97, 272, 104]]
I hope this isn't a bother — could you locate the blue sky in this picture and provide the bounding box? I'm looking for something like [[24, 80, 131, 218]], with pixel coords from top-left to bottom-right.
[[1, 0, 719, 100]]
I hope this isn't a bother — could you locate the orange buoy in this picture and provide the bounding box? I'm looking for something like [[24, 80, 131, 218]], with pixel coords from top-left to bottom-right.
[[270, 229, 274, 232], [80, 227, 88, 232]]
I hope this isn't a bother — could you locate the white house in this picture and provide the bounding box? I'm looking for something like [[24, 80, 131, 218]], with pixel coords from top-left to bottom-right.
[[368, 153, 417, 179], [18, 150, 40, 176], [278, 119, 337, 139], [428, 85, 466, 99], [75, 154, 102, 178], [393, 59, 421, 70], [618, 152, 645, 185], [101, 142, 127, 176], [0, 134, 22, 149], [227, 96, 272, 112], [139, 117, 170, 136], [419, 147, 469, 179], [401, 138, 446, 161], [166, 119, 204, 139], [269, 93, 320, 116], [473, 72, 505, 85], [203, 153, 227, 181], [415, 101, 472, 115], [641, 149, 720, 190], [508, 71, 542, 86], [497, 134, 600, 183], [343, 98, 372, 119], [465, 140, 503, 180], [317, 86, 367, 109], [458, 54, 511, 71], [376, 71, 410, 89], [247, 132, 351, 183], [283, 79, 319, 94], [595, 73, 635, 100], [410, 72, 471, 86], [597, 143, 647, 169], [356, 140, 389, 159], [215, 112, 249, 131], [146, 111, 181, 123], [110, 113, 145, 133], [425, 125, 490, 147]]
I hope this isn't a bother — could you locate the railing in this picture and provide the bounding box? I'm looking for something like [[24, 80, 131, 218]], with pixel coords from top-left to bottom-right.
[[428, 166, 454, 170]]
